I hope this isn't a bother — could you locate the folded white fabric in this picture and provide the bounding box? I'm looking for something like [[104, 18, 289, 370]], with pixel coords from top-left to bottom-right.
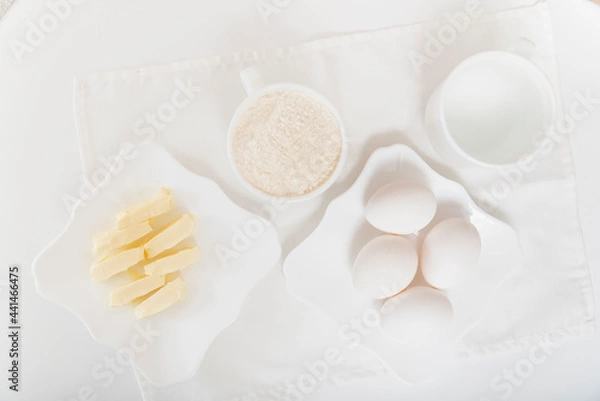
[[73, 1, 594, 398], [0, 0, 16, 19]]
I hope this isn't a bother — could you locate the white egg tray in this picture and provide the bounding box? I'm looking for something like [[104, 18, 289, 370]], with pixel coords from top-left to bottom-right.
[[283, 144, 523, 382]]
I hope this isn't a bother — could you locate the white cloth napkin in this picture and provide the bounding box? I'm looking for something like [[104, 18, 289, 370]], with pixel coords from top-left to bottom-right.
[[0, 0, 16, 19], [73, 1, 594, 399]]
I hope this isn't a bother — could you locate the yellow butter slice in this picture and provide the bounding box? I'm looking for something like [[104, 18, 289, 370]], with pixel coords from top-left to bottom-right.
[[109, 275, 166, 307], [134, 277, 187, 319], [144, 247, 200, 276], [91, 247, 144, 282], [93, 221, 153, 256], [144, 214, 194, 259], [116, 188, 172, 229]]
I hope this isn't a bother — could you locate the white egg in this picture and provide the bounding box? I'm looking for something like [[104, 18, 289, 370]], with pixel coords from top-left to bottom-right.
[[420, 218, 481, 289], [353, 235, 418, 299], [380, 287, 453, 345], [365, 181, 437, 235]]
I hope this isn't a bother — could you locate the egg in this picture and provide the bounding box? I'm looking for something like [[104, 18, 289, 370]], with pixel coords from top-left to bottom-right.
[[353, 235, 418, 299], [420, 218, 481, 289], [365, 181, 437, 235], [380, 286, 453, 345]]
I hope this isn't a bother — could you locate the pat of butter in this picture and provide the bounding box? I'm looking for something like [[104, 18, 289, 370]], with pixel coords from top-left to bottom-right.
[[109, 275, 165, 307], [134, 277, 187, 319], [93, 221, 153, 256], [91, 247, 144, 282], [144, 214, 194, 259], [116, 188, 172, 229], [144, 247, 200, 276]]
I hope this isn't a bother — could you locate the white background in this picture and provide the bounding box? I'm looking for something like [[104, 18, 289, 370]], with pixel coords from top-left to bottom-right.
[[1, 0, 599, 400]]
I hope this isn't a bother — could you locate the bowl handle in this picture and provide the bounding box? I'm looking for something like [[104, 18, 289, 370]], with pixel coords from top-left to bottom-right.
[[240, 66, 266, 95]]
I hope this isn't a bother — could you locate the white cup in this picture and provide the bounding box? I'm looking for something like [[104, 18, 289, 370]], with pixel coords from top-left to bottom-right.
[[425, 50, 556, 167], [227, 67, 347, 202]]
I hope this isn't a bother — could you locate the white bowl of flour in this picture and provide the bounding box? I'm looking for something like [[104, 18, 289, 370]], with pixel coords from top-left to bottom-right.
[[228, 68, 346, 202]]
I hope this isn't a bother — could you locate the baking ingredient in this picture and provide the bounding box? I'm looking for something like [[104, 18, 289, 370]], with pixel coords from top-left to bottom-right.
[[116, 187, 172, 229], [144, 247, 201, 276], [109, 275, 166, 307], [231, 88, 343, 198], [365, 181, 437, 235], [353, 235, 418, 299], [91, 188, 198, 319], [93, 221, 153, 256], [135, 277, 187, 320], [380, 287, 453, 345], [144, 214, 195, 258], [91, 247, 145, 282], [420, 218, 481, 289]]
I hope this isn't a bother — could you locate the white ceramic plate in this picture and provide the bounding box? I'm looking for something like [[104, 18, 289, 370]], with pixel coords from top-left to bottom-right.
[[283, 144, 523, 383], [33, 143, 281, 386]]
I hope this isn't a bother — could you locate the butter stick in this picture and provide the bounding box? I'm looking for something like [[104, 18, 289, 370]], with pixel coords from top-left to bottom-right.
[[144, 214, 194, 259], [91, 247, 144, 282], [144, 247, 200, 276], [109, 275, 166, 307], [134, 277, 187, 319], [93, 221, 153, 256], [116, 188, 172, 229]]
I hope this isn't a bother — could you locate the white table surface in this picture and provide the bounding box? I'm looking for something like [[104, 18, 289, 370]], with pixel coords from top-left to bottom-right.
[[1, 0, 599, 400]]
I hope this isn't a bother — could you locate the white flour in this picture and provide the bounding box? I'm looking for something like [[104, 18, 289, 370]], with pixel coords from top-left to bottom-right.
[[231, 89, 343, 198]]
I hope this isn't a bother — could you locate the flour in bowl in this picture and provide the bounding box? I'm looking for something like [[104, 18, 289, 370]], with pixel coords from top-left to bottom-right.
[[231, 89, 343, 198]]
